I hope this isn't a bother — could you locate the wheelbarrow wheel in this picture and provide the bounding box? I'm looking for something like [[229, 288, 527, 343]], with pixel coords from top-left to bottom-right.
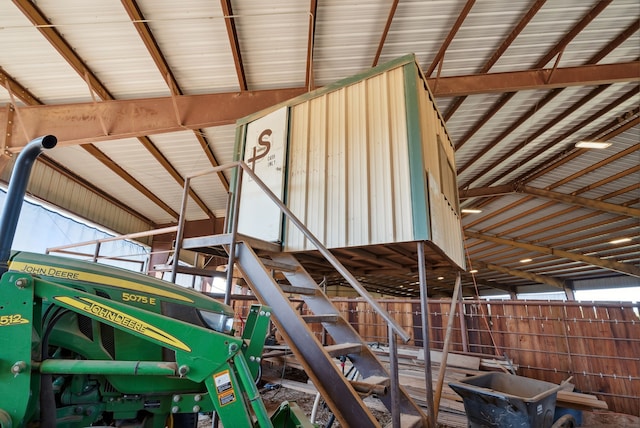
[[551, 414, 576, 428]]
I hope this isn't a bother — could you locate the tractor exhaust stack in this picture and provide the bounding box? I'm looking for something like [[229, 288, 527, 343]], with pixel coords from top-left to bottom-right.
[[0, 135, 57, 276]]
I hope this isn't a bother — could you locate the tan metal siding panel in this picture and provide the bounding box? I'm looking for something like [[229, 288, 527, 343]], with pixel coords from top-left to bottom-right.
[[345, 81, 370, 247], [325, 90, 348, 248], [387, 68, 413, 243], [286, 102, 310, 250], [285, 66, 414, 251], [24, 162, 150, 236], [306, 96, 328, 245]]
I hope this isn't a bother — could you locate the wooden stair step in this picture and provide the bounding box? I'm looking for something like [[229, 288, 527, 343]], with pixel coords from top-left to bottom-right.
[[324, 343, 362, 358], [278, 284, 318, 296], [301, 314, 339, 323], [259, 257, 300, 272]]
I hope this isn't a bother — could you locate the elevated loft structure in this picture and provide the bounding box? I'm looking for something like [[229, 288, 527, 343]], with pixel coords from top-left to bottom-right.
[[229, 54, 465, 295]]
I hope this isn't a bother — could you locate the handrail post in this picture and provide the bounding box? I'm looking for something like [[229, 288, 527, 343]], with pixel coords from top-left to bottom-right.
[[224, 166, 244, 306], [171, 176, 191, 283], [92, 242, 101, 263]]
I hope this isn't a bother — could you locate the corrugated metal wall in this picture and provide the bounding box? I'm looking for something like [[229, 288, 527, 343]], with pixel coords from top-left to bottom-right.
[[1, 161, 151, 237], [285, 66, 414, 251], [417, 78, 465, 268]]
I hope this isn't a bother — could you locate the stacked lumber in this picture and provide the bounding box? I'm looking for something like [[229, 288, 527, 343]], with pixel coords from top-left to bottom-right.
[[262, 343, 608, 426]]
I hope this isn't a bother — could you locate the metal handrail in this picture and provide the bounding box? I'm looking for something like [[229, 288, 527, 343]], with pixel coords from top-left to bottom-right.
[[174, 160, 412, 343]]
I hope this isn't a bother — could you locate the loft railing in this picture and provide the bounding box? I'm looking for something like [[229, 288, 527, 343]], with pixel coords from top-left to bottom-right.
[[172, 160, 412, 343]]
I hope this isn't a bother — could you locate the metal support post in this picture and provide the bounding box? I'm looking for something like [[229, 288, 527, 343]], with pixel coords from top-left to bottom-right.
[[225, 166, 244, 306], [417, 241, 436, 427], [171, 176, 191, 283], [388, 325, 401, 428]]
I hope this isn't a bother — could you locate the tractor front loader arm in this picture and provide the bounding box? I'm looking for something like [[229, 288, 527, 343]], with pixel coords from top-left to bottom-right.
[[0, 271, 274, 428]]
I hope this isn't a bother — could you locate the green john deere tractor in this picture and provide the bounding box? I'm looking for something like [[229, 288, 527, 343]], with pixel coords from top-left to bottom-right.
[[0, 136, 314, 427]]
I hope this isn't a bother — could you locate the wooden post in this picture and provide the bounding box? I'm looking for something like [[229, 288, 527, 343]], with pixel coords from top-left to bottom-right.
[[433, 272, 462, 420]]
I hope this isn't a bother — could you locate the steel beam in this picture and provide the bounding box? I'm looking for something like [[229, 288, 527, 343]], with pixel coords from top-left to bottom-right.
[[520, 185, 640, 218], [428, 61, 640, 97], [0, 88, 307, 151], [474, 261, 565, 289], [465, 231, 640, 278]]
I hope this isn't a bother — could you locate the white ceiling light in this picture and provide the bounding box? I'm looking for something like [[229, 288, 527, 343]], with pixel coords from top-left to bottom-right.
[[519, 258, 532, 263], [609, 237, 631, 244], [575, 141, 611, 149], [461, 208, 482, 214]]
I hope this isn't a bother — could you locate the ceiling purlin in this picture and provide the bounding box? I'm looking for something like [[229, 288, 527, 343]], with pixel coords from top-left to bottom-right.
[[465, 231, 640, 278], [121, 0, 229, 193], [425, 0, 475, 78], [305, 0, 318, 89], [13, 0, 213, 221], [220, 0, 247, 91], [512, 88, 640, 185], [452, 0, 612, 151], [524, 111, 640, 185], [444, 0, 547, 120], [457, 88, 563, 178], [34, 155, 155, 226], [82, 144, 178, 218], [468, 22, 640, 186], [459, 84, 609, 181], [474, 261, 565, 289], [587, 18, 639, 65], [0, 66, 41, 105], [539, 219, 637, 253], [371, 0, 399, 68]]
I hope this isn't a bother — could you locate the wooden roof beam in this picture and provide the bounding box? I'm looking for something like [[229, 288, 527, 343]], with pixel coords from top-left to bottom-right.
[[465, 230, 640, 278]]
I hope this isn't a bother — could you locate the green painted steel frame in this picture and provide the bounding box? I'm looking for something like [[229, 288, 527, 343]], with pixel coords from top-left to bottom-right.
[[0, 271, 277, 428]]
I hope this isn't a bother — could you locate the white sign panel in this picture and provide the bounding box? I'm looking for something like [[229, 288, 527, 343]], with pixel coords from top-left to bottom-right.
[[237, 107, 288, 242]]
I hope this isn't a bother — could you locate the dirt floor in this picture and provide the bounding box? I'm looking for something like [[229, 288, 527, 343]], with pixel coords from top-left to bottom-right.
[[197, 364, 640, 427]]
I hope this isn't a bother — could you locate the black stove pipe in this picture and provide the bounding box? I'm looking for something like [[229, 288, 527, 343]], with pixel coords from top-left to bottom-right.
[[0, 135, 57, 276]]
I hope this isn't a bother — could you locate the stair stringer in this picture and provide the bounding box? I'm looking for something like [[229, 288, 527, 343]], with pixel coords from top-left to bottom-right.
[[234, 242, 381, 428], [269, 252, 429, 426]]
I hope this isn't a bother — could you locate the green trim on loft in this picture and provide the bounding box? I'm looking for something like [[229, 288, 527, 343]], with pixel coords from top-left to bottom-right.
[[403, 61, 430, 241], [236, 54, 418, 126]]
